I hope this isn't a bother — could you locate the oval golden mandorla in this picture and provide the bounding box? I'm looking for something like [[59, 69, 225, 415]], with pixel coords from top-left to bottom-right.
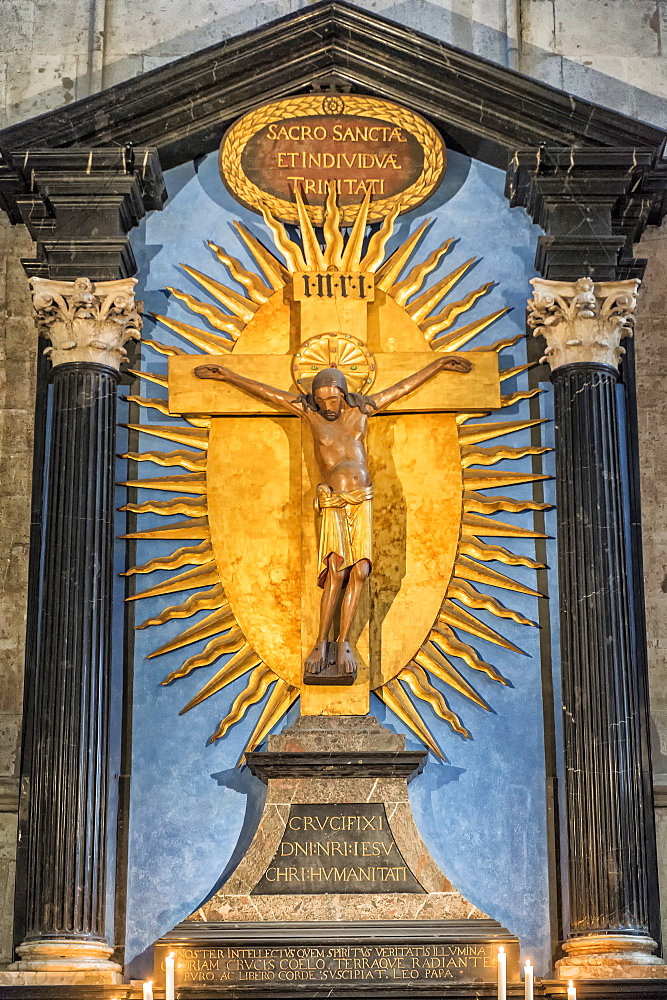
[[120, 184, 549, 761]]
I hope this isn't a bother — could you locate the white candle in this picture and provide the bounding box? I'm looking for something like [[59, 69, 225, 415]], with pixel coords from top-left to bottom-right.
[[497, 947, 506, 1000], [143, 982, 153, 1000], [567, 980, 576, 1000], [524, 960, 534, 1000], [166, 953, 175, 1000]]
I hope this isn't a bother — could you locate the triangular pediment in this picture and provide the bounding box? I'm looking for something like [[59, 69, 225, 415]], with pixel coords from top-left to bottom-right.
[[0, 0, 664, 171]]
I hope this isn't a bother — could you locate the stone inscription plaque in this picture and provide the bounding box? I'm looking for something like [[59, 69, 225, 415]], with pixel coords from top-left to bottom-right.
[[241, 115, 423, 205], [166, 943, 507, 987], [252, 803, 424, 894], [219, 95, 446, 225]]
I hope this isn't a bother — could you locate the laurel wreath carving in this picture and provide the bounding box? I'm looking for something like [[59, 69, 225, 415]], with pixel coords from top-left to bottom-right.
[[219, 95, 446, 225]]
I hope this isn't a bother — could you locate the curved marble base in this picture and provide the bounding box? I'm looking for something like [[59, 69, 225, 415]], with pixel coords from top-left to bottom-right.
[[7, 937, 122, 983], [556, 933, 667, 979]]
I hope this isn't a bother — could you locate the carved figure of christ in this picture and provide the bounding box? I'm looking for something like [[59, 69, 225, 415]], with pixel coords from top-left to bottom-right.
[[194, 354, 472, 684]]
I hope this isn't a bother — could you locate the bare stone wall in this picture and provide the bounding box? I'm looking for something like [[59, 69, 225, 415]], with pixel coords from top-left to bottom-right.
[[2, 0, 667, 130], [2, 0, 667, 969], [0, 217, 36, 963], [634, 223, 667, 945]]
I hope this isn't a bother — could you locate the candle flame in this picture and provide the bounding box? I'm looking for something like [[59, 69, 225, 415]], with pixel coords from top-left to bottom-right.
[[499, 946, 505, 954], [568, 981, 573, 988], [168, 953, 175, 959], [525, 960, 532, 968]]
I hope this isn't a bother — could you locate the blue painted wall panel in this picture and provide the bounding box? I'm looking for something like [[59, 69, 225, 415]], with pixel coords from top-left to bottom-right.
[[124, 146, 555, 976]]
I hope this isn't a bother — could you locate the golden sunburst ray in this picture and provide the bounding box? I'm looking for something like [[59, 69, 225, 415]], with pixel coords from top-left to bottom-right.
[[127, 368, 168, 389], [120, 473, 206, 493], [419, 282, 495, 339], [124, 424, 209, 449], [180, 645, 263, 713], [438, 601, 525, 655], [211, 665, 277, 743], [120, 449, 206, 472], [359, 199, 401, 272], [322, 182, 344, 268], [399, 662, 471, 736], [121, 497, 207, 518], [232, 221, 290, 288], [463, 491, 551, 515], [470, 332, 524, 353], [167, 285, 248, 332], [463, 469, 550, 491], [414, 645, 491, 709], [123, 395, 173, 418], [430, 626, 509, 685], [128, 562, 219, 602], [178, 264, 258, 323], [407, 257, 477, 323], [293, 185, 326, 270], [461, 444, 550, 467], [458, 535, 545, 570], [136, 587, 227, 629], [454, 555, 543, 598], [206, 240, 273, 304], [501, 388, 543, 407], [375, 218, 431, 291], [143, 338, 188, 357], [391, 237, 454, 307], [258, 202, 307, 272], [431, 308, 510, 350], [121, 186, 550, 757], [153, 312, 238, 348], [162, 628, 243, 682], [448, 580, 538, 628], [121, 517, 210, 541], [341, 187, 372, 271], [121, 541, 212, 577], [462, 511, 547, 538], [377, 679, 445, 759], [153, 616, 241, 662], [243, 679, 299, 758]]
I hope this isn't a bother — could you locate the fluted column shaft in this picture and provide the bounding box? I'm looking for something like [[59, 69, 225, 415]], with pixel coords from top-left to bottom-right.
[[26, 363, 118, 940], [11, 277, 141, 981], [529, 276, 665, 979], [553, 364, 648, 935]]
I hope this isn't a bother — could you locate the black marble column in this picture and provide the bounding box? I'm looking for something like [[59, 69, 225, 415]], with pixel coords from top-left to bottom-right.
[[553, 363, 651, 945], [21, 362, 120, 964]]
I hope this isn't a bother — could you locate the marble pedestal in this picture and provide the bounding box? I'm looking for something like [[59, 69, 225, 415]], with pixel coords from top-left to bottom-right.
[[154, 716, 519, 994]]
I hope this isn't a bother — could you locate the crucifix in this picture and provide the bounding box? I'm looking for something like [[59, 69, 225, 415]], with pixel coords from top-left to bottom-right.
[[167, 266, 500, 715], [193, 353, 473, 684]]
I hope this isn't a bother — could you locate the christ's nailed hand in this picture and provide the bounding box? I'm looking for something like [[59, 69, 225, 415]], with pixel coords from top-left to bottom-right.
[[194, 364, 228, 380], [439, 356, 473, 374]]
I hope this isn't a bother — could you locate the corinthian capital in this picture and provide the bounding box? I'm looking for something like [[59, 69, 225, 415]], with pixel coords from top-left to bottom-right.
[[527, 276, 640, 372], [31, 276, 143, 370]]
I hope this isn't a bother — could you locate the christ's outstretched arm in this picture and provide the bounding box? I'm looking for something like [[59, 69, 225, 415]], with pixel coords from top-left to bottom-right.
[[194, 364, 304, 416], [369, 355, 473, 412]]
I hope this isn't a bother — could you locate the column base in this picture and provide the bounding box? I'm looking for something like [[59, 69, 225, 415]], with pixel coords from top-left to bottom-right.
[[4, 937, 123, 984], [557, 933, 667, 979]]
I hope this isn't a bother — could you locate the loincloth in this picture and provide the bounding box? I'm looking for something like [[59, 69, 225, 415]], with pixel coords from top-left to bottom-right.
[[315, 484, 373, 587]]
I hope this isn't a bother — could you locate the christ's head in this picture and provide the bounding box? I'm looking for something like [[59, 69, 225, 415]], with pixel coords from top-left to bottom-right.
[[312, 369, 347, 420], [298, 367, 378, 418]]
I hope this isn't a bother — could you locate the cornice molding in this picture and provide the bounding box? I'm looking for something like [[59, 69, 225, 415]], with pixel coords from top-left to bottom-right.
[[0, 1, 665, 282], [0, 0, 665, 172], [0, 148, 165, 280]]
